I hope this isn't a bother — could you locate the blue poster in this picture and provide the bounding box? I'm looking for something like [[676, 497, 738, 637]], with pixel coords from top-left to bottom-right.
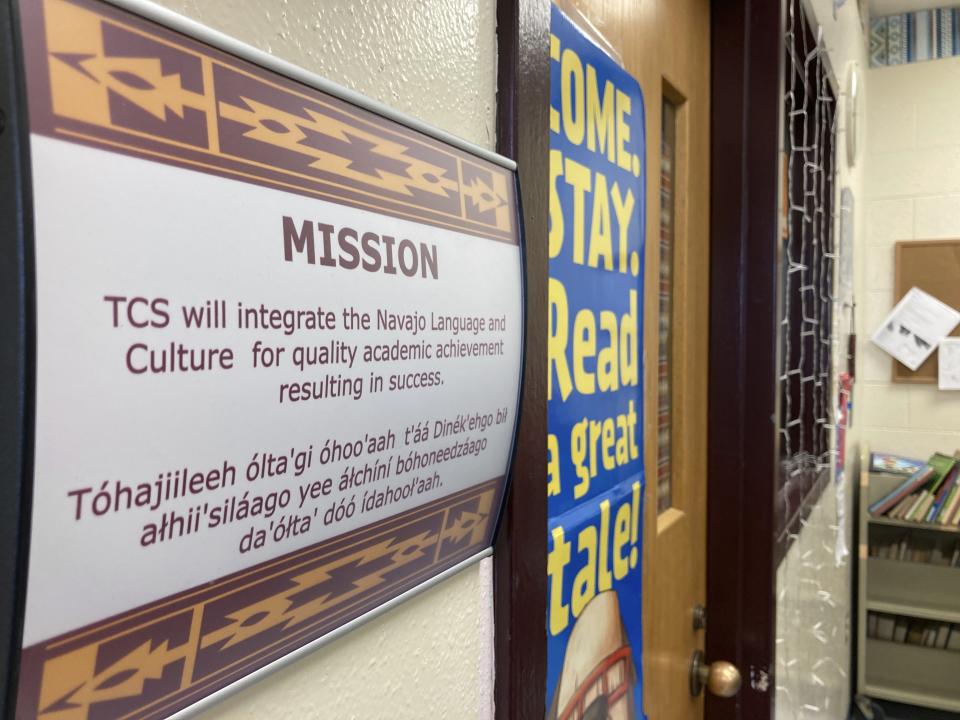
[[546, 4, 646, 720]]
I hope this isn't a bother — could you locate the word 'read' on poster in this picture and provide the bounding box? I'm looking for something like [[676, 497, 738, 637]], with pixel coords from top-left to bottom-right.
[[11, 0, 523, 717], [546, 4, 647, 720]]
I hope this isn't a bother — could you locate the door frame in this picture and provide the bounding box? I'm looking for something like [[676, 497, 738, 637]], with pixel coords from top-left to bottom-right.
[[493, 0, 550, 717], [493, 1, 786, 719], [706, 1, 783, 719]]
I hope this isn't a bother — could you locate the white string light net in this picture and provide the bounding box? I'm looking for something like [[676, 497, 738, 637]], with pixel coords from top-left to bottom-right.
[[778, 0, 838, 542], [774, 3, 850, 719]]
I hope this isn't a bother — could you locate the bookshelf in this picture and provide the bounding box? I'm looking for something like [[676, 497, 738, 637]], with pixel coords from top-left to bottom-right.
[[858, 449, 960, 713], [869, 515, 960, 535]]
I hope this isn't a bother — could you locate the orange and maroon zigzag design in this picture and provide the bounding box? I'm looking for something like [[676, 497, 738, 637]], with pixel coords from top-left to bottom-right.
[[20, 0, 518, 245], [16, 479, 502, 720]]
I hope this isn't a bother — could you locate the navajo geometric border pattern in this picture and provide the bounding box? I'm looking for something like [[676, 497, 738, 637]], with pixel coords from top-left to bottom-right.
[[18, 479, 502, 720], [870, 7, 960, 68], [20, 0, 518, 245]]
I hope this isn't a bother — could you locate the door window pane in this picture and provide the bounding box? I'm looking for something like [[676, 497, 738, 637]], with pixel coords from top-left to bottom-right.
[[657, 99, 677, 514]]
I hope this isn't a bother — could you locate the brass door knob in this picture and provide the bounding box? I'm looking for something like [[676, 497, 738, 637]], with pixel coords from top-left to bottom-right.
[[689, 650, 742, 698]]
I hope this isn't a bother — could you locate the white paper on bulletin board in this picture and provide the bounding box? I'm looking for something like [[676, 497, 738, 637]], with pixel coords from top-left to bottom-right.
[[871, 287, 960, 371], [939, 338, 960, 390]]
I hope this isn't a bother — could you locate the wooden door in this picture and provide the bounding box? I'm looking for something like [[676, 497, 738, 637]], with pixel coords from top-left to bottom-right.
[[561, 0, 712, 717]]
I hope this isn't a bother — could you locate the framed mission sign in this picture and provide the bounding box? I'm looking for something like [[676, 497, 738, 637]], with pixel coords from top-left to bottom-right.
[[0, 0, 524, 717]]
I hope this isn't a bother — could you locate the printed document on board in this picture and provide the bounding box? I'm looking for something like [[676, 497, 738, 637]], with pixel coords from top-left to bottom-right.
[[871, 287, 960, 371]]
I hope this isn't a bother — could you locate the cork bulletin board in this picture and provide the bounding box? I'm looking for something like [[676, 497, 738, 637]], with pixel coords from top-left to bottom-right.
[[894, 239, 960, 383]]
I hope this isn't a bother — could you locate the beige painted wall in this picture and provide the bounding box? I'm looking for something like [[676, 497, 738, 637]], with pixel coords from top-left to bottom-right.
[[194, 561, 494, 719], [859, 56, 960, 457], [147, 1, 499, 717]]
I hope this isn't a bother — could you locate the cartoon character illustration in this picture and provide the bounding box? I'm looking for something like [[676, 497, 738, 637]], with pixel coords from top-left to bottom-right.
[[548, 591, 638, 720]]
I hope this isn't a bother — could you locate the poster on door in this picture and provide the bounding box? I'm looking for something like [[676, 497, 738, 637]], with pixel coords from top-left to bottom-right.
[[547, 4, 647, 720], [9, 0, 523, 717]]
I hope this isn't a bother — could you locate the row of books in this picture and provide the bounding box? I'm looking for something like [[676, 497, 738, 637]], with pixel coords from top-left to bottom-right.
[[869, 535, 960, 566], [867, 611, 960, 651], [869, 451, 960, 525]]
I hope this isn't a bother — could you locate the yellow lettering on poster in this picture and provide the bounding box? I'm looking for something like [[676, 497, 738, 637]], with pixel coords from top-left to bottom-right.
[[548, 433, 561, 497], [546, 481, 642, 635], [548, 526, 572, 635], [586, 66, 616, 162]]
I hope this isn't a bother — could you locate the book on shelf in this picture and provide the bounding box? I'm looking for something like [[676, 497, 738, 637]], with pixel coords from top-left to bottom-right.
[[890, 493, 916, 519], [920, 455, 959, 516], [907, 620, 925, 645], [940, 477, 960, 524], [908, 491, 934, 522], [869, 465, 936, 516], [928, 466, 959, 522], [949, 627, 960, 651], [870, 452, 927, 476], [944, 482, 960, 525], [869, 452, 959, 523], [936, 622, 951, 649], [877, 613, 896, 641], [867, 535, 960, 567], [867, 612, 960, 651], [893, 617, 909, 643], [932, 544, 944, 564], [909, 454, 957, 521], [872, 468, 938, 518]]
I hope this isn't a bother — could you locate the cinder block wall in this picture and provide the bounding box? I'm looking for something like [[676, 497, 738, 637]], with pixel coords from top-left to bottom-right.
[[860, 56, 960, 457]]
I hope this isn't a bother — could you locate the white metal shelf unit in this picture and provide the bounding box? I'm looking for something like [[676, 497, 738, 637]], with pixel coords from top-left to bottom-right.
[[857, 450, 960, 713]]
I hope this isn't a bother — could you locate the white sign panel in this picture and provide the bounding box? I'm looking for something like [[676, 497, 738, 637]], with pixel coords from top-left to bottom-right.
[[13, 0, 523, 717]]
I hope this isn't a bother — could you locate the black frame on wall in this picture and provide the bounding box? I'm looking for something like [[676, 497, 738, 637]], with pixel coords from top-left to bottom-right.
[[0, 0, 34, 715]]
